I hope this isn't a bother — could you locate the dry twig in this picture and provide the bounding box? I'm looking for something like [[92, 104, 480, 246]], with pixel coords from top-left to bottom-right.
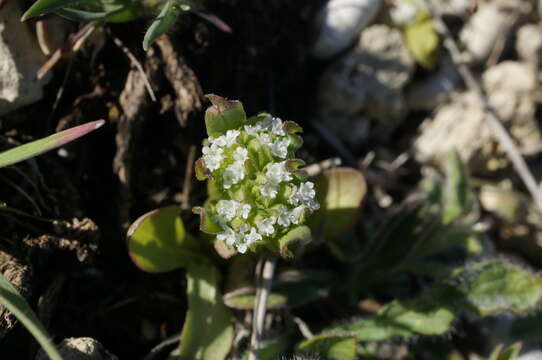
[[426, 0, 542, 214]]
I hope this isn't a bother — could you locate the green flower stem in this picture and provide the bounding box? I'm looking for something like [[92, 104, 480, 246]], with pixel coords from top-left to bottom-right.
[[248, 254, 277, 360]]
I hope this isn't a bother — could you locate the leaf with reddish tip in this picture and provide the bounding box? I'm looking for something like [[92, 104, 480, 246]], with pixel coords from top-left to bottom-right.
[[288, 134, 303, 152], [204, 94, 246, 137], [283, 121, 303, 134], [279, 225, 311, 258], [0, 120, 104, 168], [127, 206, 201, 273], [308, 167, 366, 239], [195, 158, 210, 181]]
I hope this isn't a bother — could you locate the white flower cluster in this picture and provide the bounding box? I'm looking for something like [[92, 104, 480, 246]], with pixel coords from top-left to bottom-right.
[[200, 115, 319, 253]]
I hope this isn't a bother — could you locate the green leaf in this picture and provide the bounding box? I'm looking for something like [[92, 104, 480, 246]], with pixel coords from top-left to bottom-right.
[[0, 273, 62, 360], [309, 168, 366, 240], [180, 261, 233, 360], [241, 335, 289, 360], [278, 225, 311, 258], [454, 259, 542, 316], [402, 8, 439, 69], [142, 0, 178, 51], [442, 151, 476, 224], [127, 206, 201, 273], [22, 0, 92, 20], [204, 94, 247, 138], [489, 343, 522, 360], [0, 120, 104, 169], [223, 270, 332, 310], [54, 5, 126, 21], [329, 290, 456, 341], [193, 206, 222, 234], [296, 334, 357, 360]]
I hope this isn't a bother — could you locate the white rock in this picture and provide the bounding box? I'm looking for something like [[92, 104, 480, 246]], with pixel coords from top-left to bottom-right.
[[312, 0, 383, 60], [318, 24, 414, 145], [415, 61, 541, 171], [516, 23, 542, 66], [36, 337, 118, 360], [0, 0, 51, 115], [441, 0, 471, 17], [459, 1, 515, 64]]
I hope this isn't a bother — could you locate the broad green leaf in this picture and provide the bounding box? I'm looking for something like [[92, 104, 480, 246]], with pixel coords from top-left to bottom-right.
[[296, 334, 357, 360], [22, 0, 92, 20], [329, 290, 456, 341], [0, 120, 104, 168], [309, 168, 366, 239], [278, 225, 311, 258], [204, 94, 247, 138], [402, 7, 439, 69], [454, 260, 542, 316], [489, 343, 522, 360], [180, 261, 233, 360], [223, 270, 332, 310], [0, 273, 62, 360], [127, 206, 201, 273], [192, 206, 222, 234], [143, 0, 178, 51]]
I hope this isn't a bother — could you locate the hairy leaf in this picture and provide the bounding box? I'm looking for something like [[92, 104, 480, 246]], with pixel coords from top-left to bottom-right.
[[0, 120, 104, 168], [296, 334, 357, 360], [180, 261, 233, 360], [127, 206, 201, 273], [0, 274, 62, 360]]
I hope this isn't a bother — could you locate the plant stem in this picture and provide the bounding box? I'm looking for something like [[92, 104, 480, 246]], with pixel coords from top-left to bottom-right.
[[248, 255, 277, 360]]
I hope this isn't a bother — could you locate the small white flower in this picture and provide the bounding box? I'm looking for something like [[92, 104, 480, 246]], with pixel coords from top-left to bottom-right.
[[239, 223, 250, 234], [244, 125, 259, 137], [210, 136, 227, 147], [257, 216, 277, 236], [261, 182, 279, 199], [270, 117, 285, 136], [223, 161, 245, 189], [239, 204, 251, 219], [257, 133, 273, 148], [245, 227, 262, 245], [236, 243, 248, 253], [307, 199, 320, 212], [216, 200, 239, 222], [289, 181, 317, 206], [217, 226, 238, 246], [277, 205, 291, 227], [265, 162, 292, 184], [270, 137, 290, 159], [289, 206, 305, 225], [233, 147, 249, 162], [202, 144, 224, 171], [224, 130, 240, 146]]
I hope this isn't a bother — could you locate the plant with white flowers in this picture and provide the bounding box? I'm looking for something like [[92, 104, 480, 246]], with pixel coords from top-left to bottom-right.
[[193, 95, 319, 256]]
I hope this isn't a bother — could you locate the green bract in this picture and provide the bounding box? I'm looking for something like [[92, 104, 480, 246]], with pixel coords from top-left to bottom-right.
[[194, 95, 318, 255]]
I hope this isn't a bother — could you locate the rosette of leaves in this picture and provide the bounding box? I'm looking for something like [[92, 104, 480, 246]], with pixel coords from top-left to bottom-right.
[[22, 0, 193, 50], [193, 95, 319, 257]]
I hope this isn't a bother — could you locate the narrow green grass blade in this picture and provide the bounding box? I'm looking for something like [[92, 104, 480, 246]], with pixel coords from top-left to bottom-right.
[[0, 120, 104, 168], [55, 5, 125, 21], [0, 274, 62, 360], [142, 0, 178, 51], [21, 0, 94, 21]]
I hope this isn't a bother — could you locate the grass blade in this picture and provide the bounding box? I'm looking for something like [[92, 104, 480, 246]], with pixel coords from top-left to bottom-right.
[[0, 273, 62, 360], [0, 120, 104, 168], [142, 0, 178, 51], [21, 0, 93, 21]]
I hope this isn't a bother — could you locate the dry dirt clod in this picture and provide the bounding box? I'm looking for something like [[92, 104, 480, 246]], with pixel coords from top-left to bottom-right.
[[0, 0, 51, 115], [35, 337, 119, 360], [317, 24, 414, 146]]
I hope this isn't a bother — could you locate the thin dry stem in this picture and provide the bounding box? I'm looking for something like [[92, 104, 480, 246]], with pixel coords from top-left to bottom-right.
[[427, 0, 542, 214], [248, 255, 277, 360]]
